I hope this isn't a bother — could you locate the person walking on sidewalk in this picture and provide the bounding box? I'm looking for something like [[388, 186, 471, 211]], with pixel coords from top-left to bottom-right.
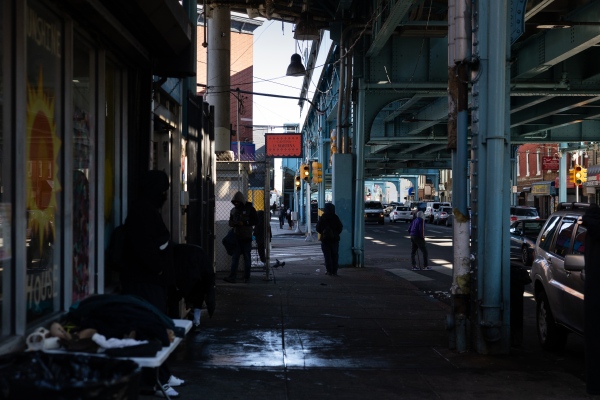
[[316, 203, 343, 276], [278, 204, 286, 229], [224, 191, 258, 283], [286, 207, 293, 229], [408, 210, 430, 270]]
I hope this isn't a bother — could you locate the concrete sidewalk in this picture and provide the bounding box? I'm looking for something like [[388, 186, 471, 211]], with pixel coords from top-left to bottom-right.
[[141, 224, 592, 400]]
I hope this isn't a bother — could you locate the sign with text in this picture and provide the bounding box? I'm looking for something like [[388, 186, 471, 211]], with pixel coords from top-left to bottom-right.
[[542, 156, 559, 171], [265, 134, 303, 158]]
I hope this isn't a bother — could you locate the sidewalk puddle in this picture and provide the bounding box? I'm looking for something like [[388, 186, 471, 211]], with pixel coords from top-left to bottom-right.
[[186, 328, 391, 369]]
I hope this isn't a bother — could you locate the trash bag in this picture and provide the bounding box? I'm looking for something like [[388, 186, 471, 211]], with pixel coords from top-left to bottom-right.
[[0, 351, 141, 400], [222, 229, 237, 256]]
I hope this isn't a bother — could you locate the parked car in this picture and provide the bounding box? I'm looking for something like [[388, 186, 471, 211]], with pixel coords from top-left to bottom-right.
[[383, 202, 399, 216], [509, 218, 547, 266], [389, 205, 412, 223], [364, 201, 384, 224], [510, 206, 539, 223], [433, 206, 453, 225], [530, 202, 589, 351], [424, 202, 451, 223]]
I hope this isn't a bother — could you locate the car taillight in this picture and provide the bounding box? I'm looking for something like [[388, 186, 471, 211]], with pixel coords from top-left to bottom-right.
[[510, 216, 517, 222]]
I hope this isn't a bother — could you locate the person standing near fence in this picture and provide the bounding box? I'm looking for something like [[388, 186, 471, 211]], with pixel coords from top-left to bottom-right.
[[315, 203, 343, 276], [408, 210, 430, 271], [254, 210, 272, 267], [224, 191, 258, 283]]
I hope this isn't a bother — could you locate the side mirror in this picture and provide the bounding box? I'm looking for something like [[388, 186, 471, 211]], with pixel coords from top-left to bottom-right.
[[564, 254, 585, 272]]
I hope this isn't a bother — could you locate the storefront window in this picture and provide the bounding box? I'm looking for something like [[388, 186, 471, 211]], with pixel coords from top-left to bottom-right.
[[104, 59, 120, 289], [25, 1, 63, 324], [72, 38, 94, 301]]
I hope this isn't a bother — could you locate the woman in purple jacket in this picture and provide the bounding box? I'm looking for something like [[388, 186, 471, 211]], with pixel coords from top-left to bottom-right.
[[408, 211, 430, 270]]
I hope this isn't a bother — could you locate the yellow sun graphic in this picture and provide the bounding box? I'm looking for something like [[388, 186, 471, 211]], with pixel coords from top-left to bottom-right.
[[25, 68, 62, 250]]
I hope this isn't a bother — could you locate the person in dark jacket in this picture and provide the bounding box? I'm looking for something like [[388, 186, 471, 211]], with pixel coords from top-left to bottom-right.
[[121, 170, 173, 313], [278, 204, 286, 229], [315, 203, 343, 276], [286, 206, 293, 229], [582, 203, 600, 395], [254, 210, 272, 266], [120, 170, 183, 397], [224, 191, 258, 283], [408, 210, 430, 270]]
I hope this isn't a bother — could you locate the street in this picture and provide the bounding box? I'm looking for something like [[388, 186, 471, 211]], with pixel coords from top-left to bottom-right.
[[271, 216, 587, 383]]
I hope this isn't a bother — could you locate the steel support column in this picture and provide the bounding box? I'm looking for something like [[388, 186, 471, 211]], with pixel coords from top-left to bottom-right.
[[559, 142, 568, 202], [353, 79, 366, 268], [471, 0, 511, 354], [206, 4, 231, 153]]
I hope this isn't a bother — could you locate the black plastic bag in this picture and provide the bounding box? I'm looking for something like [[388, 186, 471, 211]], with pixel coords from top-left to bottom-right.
[[222, 229, 237, 256], [0, 351, 140, 400]]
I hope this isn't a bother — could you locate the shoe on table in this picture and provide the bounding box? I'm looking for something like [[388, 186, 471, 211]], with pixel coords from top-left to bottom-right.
[[168, 375, 185, 387], [223, 276, 236, 283], [154, 384, 179, 398]]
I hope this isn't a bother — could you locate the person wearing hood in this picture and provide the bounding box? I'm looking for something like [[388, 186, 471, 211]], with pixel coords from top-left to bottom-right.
[[121, 170, 183, 397], [408, 210, 430, 270], [582, 203, 600, 395], [315, 203, 343, 276], [224, 191, 258, 283]]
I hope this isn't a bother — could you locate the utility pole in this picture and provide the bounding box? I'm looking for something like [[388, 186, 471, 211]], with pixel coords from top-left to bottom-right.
[[447, 0, 471, 353]]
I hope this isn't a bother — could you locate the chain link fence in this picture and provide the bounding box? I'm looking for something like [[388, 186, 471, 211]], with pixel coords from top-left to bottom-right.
[[215, 153, 271, 280]]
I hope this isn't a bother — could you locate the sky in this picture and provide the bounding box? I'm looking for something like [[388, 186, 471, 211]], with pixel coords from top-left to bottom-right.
[[250, 20, 329, 130]]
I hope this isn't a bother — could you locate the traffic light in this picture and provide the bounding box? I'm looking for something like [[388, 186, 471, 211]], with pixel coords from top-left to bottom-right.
[[573, 165, 583, 186], [301, 163, 310, 182], [581, 167, 588, 183], [294, 175, 301, 191], [312, 161, 322, 184]]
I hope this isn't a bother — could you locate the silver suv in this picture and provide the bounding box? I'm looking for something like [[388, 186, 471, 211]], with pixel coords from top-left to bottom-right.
[[530, 202, 589, 351], [510, 206, 539, 223]]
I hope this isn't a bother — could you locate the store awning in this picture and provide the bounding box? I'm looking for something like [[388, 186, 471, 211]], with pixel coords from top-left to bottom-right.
[[64, 0, 194, 77], [589, 164, 600, 175]]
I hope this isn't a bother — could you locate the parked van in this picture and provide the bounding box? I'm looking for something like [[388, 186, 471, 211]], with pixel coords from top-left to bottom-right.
[[424, 202, 451, 223]]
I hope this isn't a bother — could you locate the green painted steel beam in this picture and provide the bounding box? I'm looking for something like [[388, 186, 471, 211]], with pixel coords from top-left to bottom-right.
[[366, 0, 414, 58], [513, 1, 600, 79]]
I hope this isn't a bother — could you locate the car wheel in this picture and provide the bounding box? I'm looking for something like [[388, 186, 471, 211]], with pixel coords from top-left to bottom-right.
[[536, 291, 568, 351], [379, 219, 384, 225], [521, 246, 532, 266]]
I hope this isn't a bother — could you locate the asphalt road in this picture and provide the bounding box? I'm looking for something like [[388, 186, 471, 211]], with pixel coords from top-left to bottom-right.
[[362, 217, 586, 382], [270, 216, 586, 382]]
